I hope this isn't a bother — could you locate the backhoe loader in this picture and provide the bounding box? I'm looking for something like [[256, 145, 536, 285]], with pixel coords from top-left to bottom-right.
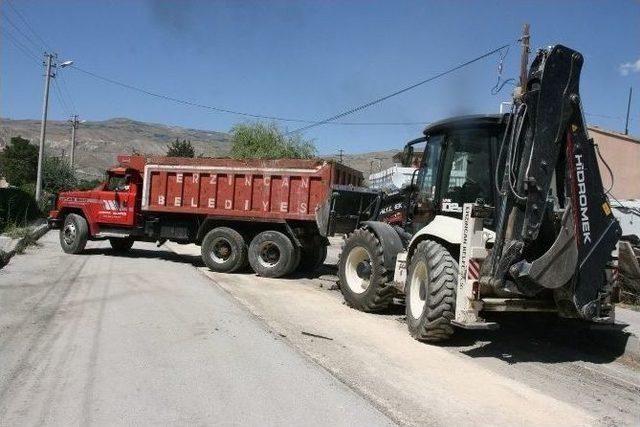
[[317, 45, 621, 341]]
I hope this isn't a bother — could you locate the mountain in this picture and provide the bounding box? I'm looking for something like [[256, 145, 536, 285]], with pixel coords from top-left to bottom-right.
[[0, 118, 232, 179], [0, 117, 401, 180]]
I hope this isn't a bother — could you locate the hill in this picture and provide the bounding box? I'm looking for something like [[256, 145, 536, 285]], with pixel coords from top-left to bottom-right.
[[0, 118, 232, 179], [0, 117, 400, 180]]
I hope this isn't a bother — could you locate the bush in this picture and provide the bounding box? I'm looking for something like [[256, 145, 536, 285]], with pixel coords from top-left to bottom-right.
[[230, 121, 316, 160], [0, 136, 38, 187], [167, 139, 195, 157], [0, 187, 41, 232]]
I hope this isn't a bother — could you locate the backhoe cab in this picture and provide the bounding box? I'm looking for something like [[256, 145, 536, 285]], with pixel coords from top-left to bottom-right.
[[328, 45, 621, 342]]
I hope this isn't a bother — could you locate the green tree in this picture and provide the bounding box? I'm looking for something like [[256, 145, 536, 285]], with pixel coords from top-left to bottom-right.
[[230, 122, 316, 159], [0, 136, 38, 187], [42, 156, 77, 194], [167, 138, 195, 157]]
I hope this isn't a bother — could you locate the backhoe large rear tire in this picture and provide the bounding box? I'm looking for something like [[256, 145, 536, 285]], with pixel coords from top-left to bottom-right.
[[338, 228, 395, 312], [406, 240, 457, 342]]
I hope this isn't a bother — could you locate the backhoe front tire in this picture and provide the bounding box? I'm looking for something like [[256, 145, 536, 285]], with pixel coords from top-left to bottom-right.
[[406, 240, 457, 342], [201, 227, 247, 273], [60, 213, 89, 254], [338, 228, 395, 312]]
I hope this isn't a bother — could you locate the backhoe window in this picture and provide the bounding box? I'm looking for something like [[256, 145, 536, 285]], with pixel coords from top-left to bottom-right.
[[440, 130, 494, 207], [415, 135, 443, 199]]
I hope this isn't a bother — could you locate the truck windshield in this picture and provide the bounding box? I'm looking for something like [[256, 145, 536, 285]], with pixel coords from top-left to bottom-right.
[[106, 175, 130, 191], [440, 129, 495, 206]]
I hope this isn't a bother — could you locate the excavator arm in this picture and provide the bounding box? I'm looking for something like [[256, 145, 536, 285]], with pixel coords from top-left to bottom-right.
[[484, 45, 621, 320]]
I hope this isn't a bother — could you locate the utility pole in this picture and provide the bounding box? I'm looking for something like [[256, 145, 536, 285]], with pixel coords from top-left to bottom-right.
[[625, 87, 632, 135], [69, 114, 80, 167], [517, 23, 530, 96], [35, 53, 55, 201], [338, 149, 344, 164]]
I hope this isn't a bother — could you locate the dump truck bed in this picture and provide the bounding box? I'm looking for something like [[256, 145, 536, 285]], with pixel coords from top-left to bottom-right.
[[118, 155, 362, 222]]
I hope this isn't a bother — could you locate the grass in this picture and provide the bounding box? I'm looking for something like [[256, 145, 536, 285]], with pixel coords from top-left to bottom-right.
[[1, 222, 39, 254]]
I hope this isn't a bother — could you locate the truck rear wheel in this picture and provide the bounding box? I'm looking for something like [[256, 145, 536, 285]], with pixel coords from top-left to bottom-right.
[[201, 227, 247, 273], [338, 228, 395, 312], [298, 244, 328, 272], [249, 230, 298, 278], [109, 237, 134, 253], [60, 213, 89, 254], [406, 240, 457, 342]]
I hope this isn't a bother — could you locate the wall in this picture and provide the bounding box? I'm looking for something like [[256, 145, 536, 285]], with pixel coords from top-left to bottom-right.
[[588, 126, 640, 200]]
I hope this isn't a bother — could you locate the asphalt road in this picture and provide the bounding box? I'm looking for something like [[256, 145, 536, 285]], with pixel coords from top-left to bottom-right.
[[172, 240, 640, 427], [0, 232, 394, 426]]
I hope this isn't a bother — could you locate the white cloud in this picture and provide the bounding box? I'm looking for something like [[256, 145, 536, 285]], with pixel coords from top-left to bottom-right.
[[619, 58, 640, 76]]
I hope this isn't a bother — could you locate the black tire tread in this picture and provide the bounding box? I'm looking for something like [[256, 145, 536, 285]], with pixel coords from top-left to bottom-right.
[[407, 240, 458, 342], [338, 228, 395, 312], [59, 213, 89, 254]]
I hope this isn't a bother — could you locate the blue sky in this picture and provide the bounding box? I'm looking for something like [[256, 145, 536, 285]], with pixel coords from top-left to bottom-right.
[[2, 0, 639, 155]]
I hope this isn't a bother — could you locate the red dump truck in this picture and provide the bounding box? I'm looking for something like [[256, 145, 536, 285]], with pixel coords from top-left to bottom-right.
[[48, 155, 363, 277]]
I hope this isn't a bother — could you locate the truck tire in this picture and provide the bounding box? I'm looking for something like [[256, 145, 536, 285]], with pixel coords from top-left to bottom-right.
[[249, 230, 297, 278], [338, 228, 395, 312], [60, 213, 89, 254], [109, 237, 134, 253], [201, 227, 247, 273], [406, 240, 457, 342], [298, 244, 328, 272]]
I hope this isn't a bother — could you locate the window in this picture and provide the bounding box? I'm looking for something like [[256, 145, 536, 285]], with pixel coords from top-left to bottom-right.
[[415, 134, 443, 200], [440, 130, 494, 206], [106, 174, 129, 191]]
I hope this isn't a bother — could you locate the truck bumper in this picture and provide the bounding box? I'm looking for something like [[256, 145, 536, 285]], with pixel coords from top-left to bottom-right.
[[48, 212, 62, 229]]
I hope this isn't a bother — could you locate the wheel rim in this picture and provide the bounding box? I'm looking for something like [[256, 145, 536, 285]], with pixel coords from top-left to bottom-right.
[[63, 222, 77, 245], [211, 238, 233, 263], [258, 241, 281, 268], [409, 260, 428, 319], [344, 246, 372, 294]]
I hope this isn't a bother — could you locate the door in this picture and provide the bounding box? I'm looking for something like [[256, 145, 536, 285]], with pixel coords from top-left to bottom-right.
[[93, 174, 136, 226], [408, 134, 443, 232]]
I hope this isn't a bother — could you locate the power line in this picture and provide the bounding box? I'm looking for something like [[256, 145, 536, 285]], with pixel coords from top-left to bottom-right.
[[286, 43, 511, 135], [69, 64, 431, 126], [57, 72, 77, 114], [52, 79, 73, 116], [1, 28, 41, 64], [4, 0, 51, 51], [1, 12, 43, 53]]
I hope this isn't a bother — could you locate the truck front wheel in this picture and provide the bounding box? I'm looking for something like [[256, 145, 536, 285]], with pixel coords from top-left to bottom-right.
[[201, 227, 247, 273], [338, 228, 395, 312], [60, 213, 89, 254], [406, 240, 457, 342], [248, 230, 298, 278]]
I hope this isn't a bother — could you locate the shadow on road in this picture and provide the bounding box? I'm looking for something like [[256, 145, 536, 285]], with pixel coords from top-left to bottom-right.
[[80, 247, 205, 268], [443, 313, 631, 365]]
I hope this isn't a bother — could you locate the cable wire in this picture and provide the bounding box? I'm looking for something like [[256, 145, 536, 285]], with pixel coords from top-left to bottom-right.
[[1, 12, 43, 53], [52, 79, 73, 116], [286, 43, 511, 134], [1, 28, 41, 64], [4, 0, 52, 51], [69, 64, 431, 126]]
